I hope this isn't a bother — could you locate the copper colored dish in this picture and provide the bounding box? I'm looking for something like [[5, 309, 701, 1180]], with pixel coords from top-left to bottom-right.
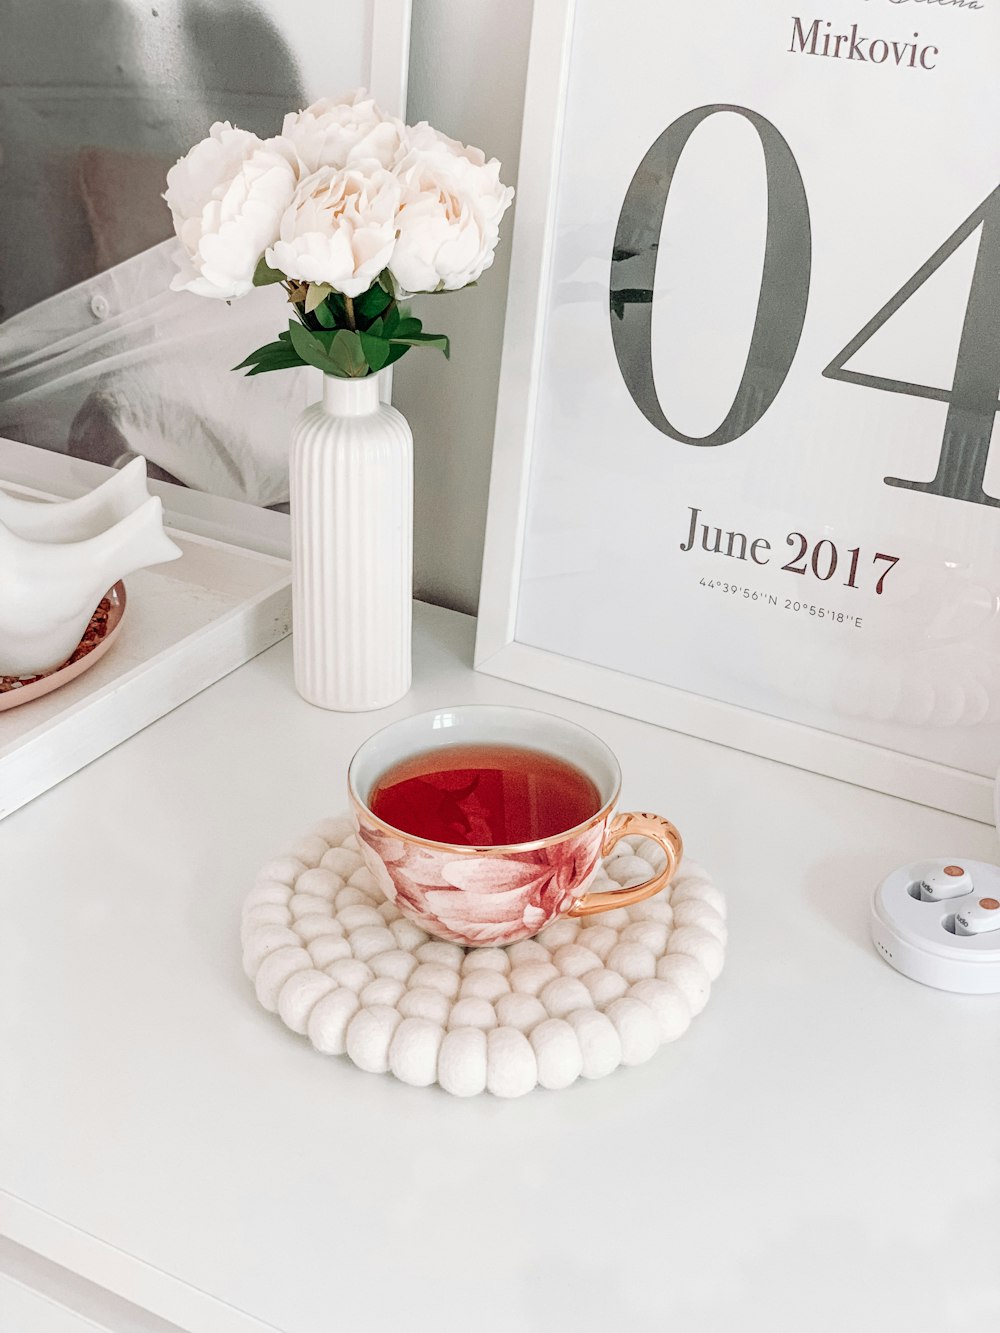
[[0, 582, 127, 712]]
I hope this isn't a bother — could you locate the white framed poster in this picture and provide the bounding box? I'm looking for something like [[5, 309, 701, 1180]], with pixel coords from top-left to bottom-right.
[[476, 0, 1000, 821]]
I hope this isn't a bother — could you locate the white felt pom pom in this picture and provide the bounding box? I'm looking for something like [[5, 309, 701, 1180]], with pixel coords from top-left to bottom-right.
[[308, 988, 360, 1054], [307, 936, 352, 969], [605, 996, 660, 1066], [494, 992, 548, 1034], [256, 857, 307, 887], [620, 921, 669, 953], [339, 905, 385, 931], [391, 918, 429, 951], [389, 1017, 444, 1087], [629, 979, 691, 1042], [254, 946, 312, 1012], [605, 942, 657, 983], [408, 962, 461, 999], [627, 898, 673, 925], [461, 947, 511, 975], [575, 924, 617, 961], [309, 816, 354, 845], [580, 967, 629, 1007], [243, 880, 292, 910], [551, 944, 603, 977], [632, 837, 667, 868], [606, 854, 652, 886], [460, 970, 510, 1004], [438, 1027, 488, 1097], [566, 1008, 622, 1079], [292, 914, 346, 945], [288, 834, 329, 868], [349, 925, 397, 962], [666, 925, 725, 980], [655, 954, 711, 1014], [530, 1019, 583, 1090], [539, 976, 594, 1019], [397, 986, 452, 1026], [346, 1004, 401, 1073], [487, 1027, 537, 1098], [509, 962, 560, 996], [321, 847, 363, 878], [448, 997, 497, 1031], [536, 918, 580, 949], [506, 939, 550, 967], [415, 941, 465, 970], [597, 906, 631, 929], [288, 894, 331, 924], [326, 957, 375, 992], [335, 886, 372, 910], [342, 833, 360, 850], [348, 867, 379, 894], [360, 977, 406, 1008], [671, 899, 728, 944], [243, 925, 302, 978], [277, 969, 336, 1034], [378, 900, 402, 923], [295, 867, 341, 900], [241, 904, 291, 947], [671, 877, 727, 919], [370, 949, 418, 983]]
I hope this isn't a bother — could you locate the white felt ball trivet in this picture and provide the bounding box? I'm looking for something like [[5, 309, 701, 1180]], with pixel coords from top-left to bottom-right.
[[242, 816, 726, 1097]]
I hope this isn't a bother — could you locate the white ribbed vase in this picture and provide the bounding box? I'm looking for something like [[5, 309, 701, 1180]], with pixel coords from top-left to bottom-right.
[[289, 371, 412, 711]]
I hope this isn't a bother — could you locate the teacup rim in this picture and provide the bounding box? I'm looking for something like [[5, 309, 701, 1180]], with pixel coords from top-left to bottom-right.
[[347, 703, 622, 854]]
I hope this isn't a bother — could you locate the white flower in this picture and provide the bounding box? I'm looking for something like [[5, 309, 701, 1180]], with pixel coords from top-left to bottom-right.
[[388, 122, 514, 294], [280, 88, 405, 175], [266, 166, 401, 298], [165, 122, 297, 300]]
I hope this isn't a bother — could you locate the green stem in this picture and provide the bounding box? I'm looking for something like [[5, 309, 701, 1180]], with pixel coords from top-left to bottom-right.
[[344, 295, 356, 331]]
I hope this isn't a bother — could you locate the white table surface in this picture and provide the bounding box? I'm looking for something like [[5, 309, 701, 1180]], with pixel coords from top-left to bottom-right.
[[2, 602, 999, 1333]]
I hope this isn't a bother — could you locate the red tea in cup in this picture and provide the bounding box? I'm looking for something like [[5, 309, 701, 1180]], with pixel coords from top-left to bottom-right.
[[368, 743, 600, 846]]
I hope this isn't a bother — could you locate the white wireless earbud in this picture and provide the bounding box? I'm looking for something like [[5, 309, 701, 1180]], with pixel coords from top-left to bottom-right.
[[954, 897, 1000, 936], [917, 864, 974, 901]]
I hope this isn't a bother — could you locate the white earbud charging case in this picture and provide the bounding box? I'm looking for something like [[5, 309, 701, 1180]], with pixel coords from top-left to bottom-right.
[[871, 860, 1000, 994]]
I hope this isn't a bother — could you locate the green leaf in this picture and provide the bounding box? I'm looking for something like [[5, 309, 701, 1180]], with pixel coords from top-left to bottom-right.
[[378, 269, 396, 298], [381, 342, 411, 368], [288, 320, 337, 373], [232, 339, 291, 371], [393, 316, 422, 338], [244, 350, 303, 375], [390, 331, 450, 358], [252, 256, 285, 287], [304, 282, 333, 313], [313, 298, 336, 329], [381, 304, 401, 337], [327, 329, 369, 377], [356, 283, 392, 320], [359, 330, 392, 373]]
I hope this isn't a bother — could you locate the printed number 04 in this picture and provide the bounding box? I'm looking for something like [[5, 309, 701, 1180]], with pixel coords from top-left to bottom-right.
[[610, 104, 1000, 509]]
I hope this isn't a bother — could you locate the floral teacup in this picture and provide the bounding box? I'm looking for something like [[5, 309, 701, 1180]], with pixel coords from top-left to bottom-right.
[[348, 705, 682, 948]]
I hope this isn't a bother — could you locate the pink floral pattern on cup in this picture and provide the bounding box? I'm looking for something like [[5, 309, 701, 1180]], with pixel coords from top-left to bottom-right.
[[354, 812, 605, 947]]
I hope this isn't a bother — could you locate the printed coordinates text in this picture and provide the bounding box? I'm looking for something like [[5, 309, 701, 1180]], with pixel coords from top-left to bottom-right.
[[680, 506, 899, 595]]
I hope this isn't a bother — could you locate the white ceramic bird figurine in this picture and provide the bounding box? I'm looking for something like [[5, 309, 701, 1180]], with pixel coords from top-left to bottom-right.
[[0, 455, 152, 542], [0, 462, 182, 676]]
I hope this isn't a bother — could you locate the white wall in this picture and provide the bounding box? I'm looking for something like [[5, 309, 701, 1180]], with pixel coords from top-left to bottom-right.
[[395, 0, 534, 615]]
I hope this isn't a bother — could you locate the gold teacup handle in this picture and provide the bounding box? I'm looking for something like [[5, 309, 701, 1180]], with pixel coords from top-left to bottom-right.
[[569, 812, 683, 917]]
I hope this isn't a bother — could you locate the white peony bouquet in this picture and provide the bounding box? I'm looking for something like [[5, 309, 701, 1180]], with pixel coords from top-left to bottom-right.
[[164, 90, 514, 378]]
